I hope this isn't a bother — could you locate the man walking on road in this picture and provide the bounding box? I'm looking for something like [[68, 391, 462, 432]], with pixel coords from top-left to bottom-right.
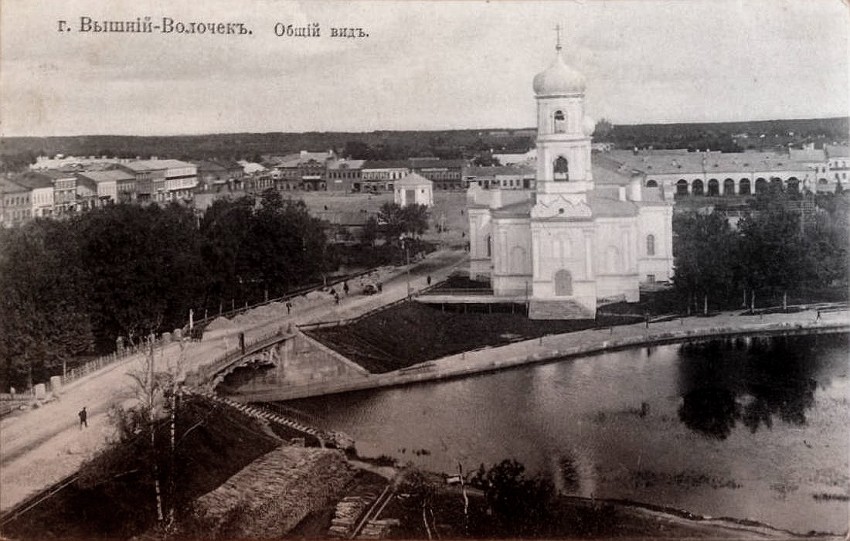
[[78, 406, 88, 429]]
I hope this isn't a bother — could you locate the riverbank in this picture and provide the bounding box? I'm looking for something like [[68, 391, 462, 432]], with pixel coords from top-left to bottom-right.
[[226, 305, 850, 402]]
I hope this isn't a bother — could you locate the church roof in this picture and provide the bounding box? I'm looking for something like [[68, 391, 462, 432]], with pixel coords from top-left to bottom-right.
[[491, 199, 533, 218], [588, 188, 639, 217], [533, 50, 586, 97]]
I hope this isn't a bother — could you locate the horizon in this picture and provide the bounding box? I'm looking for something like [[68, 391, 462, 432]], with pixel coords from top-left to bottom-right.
[[3, 114, 848, 142], [2, 0, 848, 138]]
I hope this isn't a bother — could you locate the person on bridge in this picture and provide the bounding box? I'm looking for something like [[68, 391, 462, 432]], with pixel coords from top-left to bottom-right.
[[343, 281, 349, 295], [78, 406, 88, 429]]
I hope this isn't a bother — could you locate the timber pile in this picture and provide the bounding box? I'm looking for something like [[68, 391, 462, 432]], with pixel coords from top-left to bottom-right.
[[328, 495, 373, 537], [191, 446, 355, 539]]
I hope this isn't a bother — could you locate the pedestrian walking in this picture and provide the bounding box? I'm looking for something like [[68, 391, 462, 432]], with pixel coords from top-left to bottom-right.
[[334, 292, 340, 306], [78, 406, 88, 429], [426, 275, 432, 286], [286, 301, 292, 315], [377, 282, 383, 293], [816, 309, 822, 321], [343, 281, 349, 295]]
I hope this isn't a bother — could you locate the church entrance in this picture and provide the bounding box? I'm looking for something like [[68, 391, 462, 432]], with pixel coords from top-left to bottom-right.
[[554, 269, 573, 296]]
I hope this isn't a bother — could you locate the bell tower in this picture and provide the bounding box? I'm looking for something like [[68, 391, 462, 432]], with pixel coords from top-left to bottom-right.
[[532, 27, 594, 206]]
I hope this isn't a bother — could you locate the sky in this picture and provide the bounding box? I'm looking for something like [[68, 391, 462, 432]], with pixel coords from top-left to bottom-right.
[[1, 0, 848, 137]]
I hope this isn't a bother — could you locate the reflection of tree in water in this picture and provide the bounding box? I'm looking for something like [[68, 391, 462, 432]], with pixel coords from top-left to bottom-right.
[[677, 335, 823, 440]]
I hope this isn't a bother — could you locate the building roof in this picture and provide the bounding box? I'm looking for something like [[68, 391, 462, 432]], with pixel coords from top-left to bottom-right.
[[533, 49, 586, 96], [395, 172, 432, 187], [124, 159, 195, 171], [327, 159, 365, 170], [0, 178, 29, 194], [39, 169, 76, 180], [409, 158, 467, 169], [77, 170, 136, 183], [826, 144, 850, 158], [789, 147, 826, 162], [361, 160, 411, 170], [588, 187, 639, 217], [600, 149, 813, 177], [11, 172, 55, 190], [491, 199, 533, 218], [466, 165, 535, 178]]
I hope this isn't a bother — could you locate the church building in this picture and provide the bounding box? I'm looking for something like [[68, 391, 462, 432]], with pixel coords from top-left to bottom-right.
[[467, 40, 674, 319]]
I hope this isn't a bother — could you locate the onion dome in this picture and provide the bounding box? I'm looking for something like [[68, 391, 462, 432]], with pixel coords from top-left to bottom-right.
[[533, 50, 586, 97]]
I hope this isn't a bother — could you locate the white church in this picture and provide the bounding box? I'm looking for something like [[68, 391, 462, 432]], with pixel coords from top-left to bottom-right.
[[467, 40, 674, 320]]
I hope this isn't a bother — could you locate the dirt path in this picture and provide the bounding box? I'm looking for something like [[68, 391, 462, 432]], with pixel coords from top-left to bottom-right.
[[0, 249, 467, 514]]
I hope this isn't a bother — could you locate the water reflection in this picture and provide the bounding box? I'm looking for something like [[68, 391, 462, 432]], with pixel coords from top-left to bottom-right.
[[677, 335, 829, 439]]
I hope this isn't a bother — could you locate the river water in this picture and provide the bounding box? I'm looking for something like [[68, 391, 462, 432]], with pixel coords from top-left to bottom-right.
[[274, 333, 849, 534]]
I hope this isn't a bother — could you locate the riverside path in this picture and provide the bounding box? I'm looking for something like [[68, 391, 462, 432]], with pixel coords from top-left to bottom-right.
[[0, 248, 468, 515]]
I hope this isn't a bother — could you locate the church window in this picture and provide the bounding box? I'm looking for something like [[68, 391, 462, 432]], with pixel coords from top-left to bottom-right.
[[553, 156, 569, 181], [646, 234, 656, 256], [554, 110, 566, 133], [554, 269, 572, 296], [646, 180, 658, 188], [486, 235, 492, 257]]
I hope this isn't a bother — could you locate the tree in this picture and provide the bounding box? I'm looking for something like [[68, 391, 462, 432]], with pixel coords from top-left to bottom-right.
[[672, 212, 737, 314], [0, 220, 93, 390], [472, 459, 555, 536]]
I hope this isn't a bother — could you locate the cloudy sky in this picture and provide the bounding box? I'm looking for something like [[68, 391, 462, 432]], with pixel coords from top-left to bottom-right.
[[1, 0, 848, 137]]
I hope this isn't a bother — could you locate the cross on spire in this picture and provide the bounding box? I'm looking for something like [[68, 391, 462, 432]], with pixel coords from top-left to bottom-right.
[[554, 23, 563, 51]]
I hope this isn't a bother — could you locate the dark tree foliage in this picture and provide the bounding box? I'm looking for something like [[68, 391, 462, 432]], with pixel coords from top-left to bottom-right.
[[471, 459, 556, 536], [75, 203, 204, 349], [0, 193, 332, 391], [0, 220, 94, 390], [672, 212, 737, 312]]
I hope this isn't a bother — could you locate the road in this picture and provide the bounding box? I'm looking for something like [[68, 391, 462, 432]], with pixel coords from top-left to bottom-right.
[[0, 248, 467, 513]]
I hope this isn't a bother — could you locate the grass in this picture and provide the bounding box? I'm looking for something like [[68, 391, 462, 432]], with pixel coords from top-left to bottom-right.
[[307, 301, 638, 373]]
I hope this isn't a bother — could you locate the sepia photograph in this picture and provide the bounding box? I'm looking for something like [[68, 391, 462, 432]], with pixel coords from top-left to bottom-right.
[[0, 0, 848, 539]]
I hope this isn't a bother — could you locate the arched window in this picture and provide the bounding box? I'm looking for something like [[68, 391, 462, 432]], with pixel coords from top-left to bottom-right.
[[692, 179, 704, 196], [606, 246, 621, 273], [707, 179, 719, 196], [486, 235, 492, 257], [739, 178, 751, 195], [554, 110, 566, 133], [554, 269, 572, 296], [646, 234, 656, 256], [723, 178, 735, 195], [646, 180, 658, 188], [676, 179, 688, 196], [754, 178, 767, 194], [553, 156, 569, 181]]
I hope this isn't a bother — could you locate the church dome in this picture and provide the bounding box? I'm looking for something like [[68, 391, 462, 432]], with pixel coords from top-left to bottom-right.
[[532, 51, 586, 96]]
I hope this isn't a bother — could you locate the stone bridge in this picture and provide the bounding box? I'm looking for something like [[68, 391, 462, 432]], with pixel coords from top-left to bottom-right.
[[211, 329, 370, 396]]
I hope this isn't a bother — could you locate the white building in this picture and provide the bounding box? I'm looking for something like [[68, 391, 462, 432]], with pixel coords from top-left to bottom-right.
[[394, 173, 434, 207], [467, 41, 674, 320]]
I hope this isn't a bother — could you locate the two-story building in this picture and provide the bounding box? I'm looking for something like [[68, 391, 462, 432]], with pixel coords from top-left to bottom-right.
[[360, 160, 410, 192], [0, 178, 32, 227], [409, 157, 467, 190], [326, 159, 364, 192], [12, 172, 55, 218]]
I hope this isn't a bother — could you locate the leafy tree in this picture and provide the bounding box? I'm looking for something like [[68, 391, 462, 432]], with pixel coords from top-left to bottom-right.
[[471, 459, 555, 536], [0, 220, 94, 390], [672, 212, 737, 314]]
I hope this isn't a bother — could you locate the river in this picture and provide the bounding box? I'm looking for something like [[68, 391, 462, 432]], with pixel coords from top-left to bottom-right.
[[270, 333, 848, 534]]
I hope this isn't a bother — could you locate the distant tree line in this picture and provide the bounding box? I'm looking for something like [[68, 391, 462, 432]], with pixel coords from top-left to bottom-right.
[[0, 189, 331, 391], [672, 191, 849, 314]]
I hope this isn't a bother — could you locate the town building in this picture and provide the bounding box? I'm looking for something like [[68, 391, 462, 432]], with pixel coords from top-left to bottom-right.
[[118, 159, 198, 202], [360, 161, 410, 192], [326, 159, 364, 192], [76, 170, 133, 206], [468, 41, 674, 319], [40, 170, 78, 215], [11, 172, 55, 218], [465, 165, 536, 190], [409, 157, 467, 190], [0, 178, 32, 227], [394, 173, 434, 207]]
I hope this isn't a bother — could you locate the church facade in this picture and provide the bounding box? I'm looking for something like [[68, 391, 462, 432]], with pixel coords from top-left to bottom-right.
[[467, 44, 674, 319]]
